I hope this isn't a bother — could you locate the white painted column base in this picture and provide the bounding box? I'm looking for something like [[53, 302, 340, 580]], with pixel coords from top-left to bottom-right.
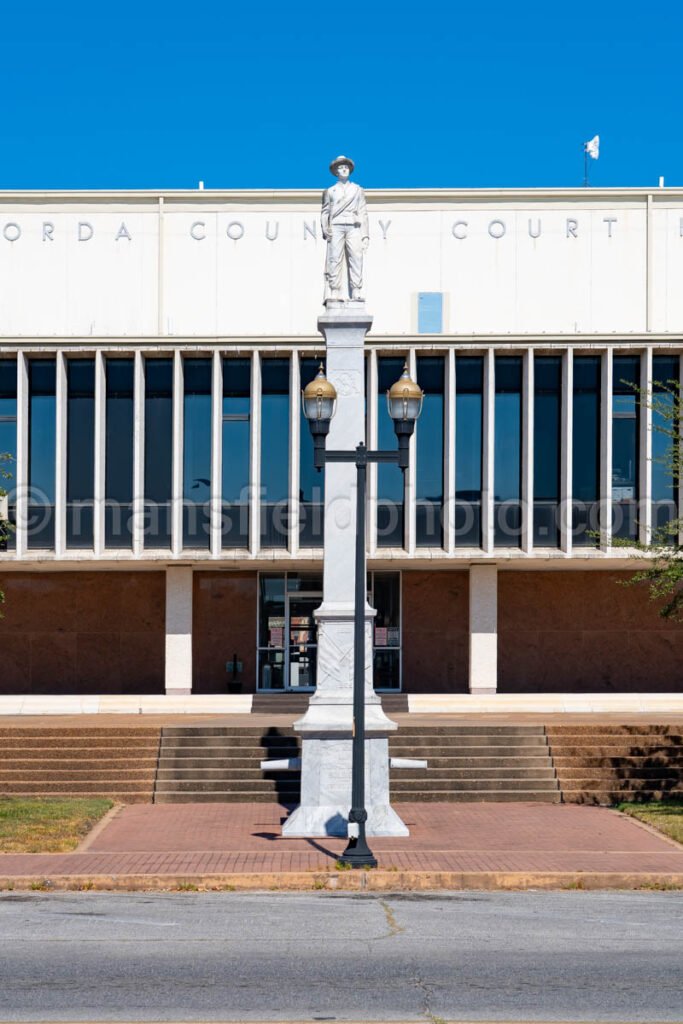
[[165, 566, 193, 695], [283, 736, 408, 838], [469, 565, 498, 694]]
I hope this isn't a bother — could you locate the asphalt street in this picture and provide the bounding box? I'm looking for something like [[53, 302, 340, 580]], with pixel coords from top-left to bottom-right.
[[0, 890, 681, 1022]]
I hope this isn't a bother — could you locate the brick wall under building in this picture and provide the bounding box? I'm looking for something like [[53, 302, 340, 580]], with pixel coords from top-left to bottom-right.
[[402, 570, 469, 693], [192, 572, 258, 694], [498, 570, 683, 693], [0, 571, 165, 694]]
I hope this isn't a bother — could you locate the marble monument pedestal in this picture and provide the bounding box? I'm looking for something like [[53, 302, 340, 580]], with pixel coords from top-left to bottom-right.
[[282, 303, 408, 840]]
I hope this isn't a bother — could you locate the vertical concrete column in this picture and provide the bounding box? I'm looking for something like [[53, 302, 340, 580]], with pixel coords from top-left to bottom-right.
[[600, 349, 613, 551], [249, 352, 261, 556], [482, 349, 495, 553], [522, 348, 534, 554], [405, 347, 417, 554], [560, 348, 573, 555], [443, 348, 456, 554], [15, 353, 28, 558], [54, 351, 67, 557], [469, 564, 498, 694], [639, 348, 653, 546], [171, 350, 183, 557], [93, 351, 106, 558], [132, 351, 145, 558], [210, 350, 223, 558], [289, 351, 300, 556], [366, 349, 378, 557], [165, 566, 193, 695]]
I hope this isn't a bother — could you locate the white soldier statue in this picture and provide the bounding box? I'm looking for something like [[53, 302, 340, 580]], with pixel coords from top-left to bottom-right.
[[321, 155, 369, 303]]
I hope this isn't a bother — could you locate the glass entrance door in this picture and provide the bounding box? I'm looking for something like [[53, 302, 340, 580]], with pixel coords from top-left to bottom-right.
[[286, 593, 318, 690]]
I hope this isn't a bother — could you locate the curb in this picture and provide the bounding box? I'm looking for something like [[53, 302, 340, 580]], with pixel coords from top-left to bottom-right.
[[2, 870, 683, 892]]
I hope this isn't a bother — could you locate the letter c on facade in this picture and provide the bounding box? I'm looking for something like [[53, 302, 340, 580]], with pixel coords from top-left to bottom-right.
[[452, 220, 468, 240], [3, 223, 20, 242], [190, 221, 206, 241]]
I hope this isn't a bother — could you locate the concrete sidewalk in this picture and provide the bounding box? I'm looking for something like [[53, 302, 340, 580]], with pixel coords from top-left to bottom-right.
[[1, 801, 682, 891]]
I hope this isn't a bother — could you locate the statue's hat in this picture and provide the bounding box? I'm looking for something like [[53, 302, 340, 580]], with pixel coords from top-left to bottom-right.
[[329, 154, 355, 175]]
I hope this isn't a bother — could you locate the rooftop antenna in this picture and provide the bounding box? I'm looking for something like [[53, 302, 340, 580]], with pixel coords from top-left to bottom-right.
[[659, 176, 665, 188]]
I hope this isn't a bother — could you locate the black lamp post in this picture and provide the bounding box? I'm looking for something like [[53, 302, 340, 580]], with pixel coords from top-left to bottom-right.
[[302, 363, 423, 868]]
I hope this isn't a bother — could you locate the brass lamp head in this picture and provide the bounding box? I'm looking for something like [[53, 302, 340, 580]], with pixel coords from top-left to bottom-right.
[[302, 363, 337, 421], [387, 364, 423, 421]]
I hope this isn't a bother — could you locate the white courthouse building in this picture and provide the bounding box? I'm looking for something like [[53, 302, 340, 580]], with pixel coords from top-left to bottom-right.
[[1, 185, 682, 706]]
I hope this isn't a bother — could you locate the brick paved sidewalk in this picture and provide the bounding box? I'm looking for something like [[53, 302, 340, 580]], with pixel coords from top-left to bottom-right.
[[1, 802, 682, 881]]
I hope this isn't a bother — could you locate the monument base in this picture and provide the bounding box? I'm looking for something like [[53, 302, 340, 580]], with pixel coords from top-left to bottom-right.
[[281, 734, 409, 838]]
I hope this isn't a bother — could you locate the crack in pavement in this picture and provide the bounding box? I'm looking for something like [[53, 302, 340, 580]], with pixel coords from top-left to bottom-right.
[[377, 898, 405, 940]]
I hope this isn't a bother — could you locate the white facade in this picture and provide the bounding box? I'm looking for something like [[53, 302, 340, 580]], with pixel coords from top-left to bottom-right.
[[1, 187, 683, 704], [0, 187, 681, 338]]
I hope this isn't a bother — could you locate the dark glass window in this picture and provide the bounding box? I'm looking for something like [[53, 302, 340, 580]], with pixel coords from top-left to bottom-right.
[[416, 357, 444, 547], [66, 360, 95, 549], [299, 359, 324, 547], [377, 357, 405, 547], [183, 359, 211, 549], [372, 572, 401, 690], [258, 574, 286, 690], [222, 358, 250, 548], [572, 356, 601, 546], [652, 355, 679, 537], [28, 360, 56, 548], [533, 356, 561, 547], [105, 359, 134, 549], [494, 357, 522, 547], [612, 356, 640, 541], [260, 359, 289, 548], [455, 356, 483, 547], [144, 359, 173, 548], [0, 360, 17, 551]]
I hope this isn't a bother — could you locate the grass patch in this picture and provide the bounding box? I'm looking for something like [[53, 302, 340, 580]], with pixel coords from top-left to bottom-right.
[[617, 800, 683, 845], [0, 798, 114, 853]]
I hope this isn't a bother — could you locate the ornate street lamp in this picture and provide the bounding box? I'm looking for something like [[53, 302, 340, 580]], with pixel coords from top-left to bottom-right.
[[302, 361, 423, 867]]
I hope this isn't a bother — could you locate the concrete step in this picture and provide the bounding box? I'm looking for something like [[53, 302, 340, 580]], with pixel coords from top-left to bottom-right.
[[162, 727, 296, 739], [1, 791, 152, 803], [557, 767, 682, 780], [563, 789, 683, 805], [548, 744, 683, 757], [0, 769, 156, 782], [393, 725, 546, 736], [387, 744, 548, 758], [553, 756, 683, 768], [388, 767, 557, 781], [390, 734, 549, 748], [392, 790, 562, 803], [159, 736, 299, 750], [156, 769, 300, 781], [154, 790, 299, 798], [154, 779, 301, 793], [387, 777, 559, 793], [1, 736, 160, 751], [0, 728, 160, 738], [0, 780, 154, 794], [546, 726, 683, 737], [0, 749, 159, 765]]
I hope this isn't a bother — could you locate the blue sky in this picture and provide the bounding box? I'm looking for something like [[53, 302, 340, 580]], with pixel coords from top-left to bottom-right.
[[2, 1, 680, 190]]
